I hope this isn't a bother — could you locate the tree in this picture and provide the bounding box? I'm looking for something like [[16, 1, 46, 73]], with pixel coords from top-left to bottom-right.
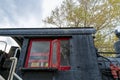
[[43, 0, 120, 52]]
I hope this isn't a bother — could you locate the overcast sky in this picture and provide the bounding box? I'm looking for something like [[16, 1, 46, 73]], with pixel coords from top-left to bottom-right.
[[0, 0, 63, 52], [0, 0, 63, 28]]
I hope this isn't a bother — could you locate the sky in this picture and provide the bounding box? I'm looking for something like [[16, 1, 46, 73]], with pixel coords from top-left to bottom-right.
[[0, 0, 63, 52], [0, 0, 63, 28]]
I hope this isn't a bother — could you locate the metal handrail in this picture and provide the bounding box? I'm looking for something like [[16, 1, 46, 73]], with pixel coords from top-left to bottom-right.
[[8, 57, 17, 80], [14, 48, 20, 57], [14, 73, 22, 80], [7, 48, 23, 80]]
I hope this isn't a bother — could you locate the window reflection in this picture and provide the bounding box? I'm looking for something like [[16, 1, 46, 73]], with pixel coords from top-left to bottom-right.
[[60, 40, 70, 66], [28, 41, 50, 67]]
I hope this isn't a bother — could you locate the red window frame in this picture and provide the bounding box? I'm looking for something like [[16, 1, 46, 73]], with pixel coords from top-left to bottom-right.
[[50, 39, 60, 68], [25, 39, 52, 68], [58, 38, 71, 70], [25, 38, 71, 71]]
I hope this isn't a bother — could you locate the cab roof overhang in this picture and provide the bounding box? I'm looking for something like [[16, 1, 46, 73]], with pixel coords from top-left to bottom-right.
[[0, 27, 96, 47]]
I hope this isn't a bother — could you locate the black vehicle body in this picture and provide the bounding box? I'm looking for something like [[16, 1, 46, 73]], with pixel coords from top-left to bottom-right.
[[0, 27, 119, 80]]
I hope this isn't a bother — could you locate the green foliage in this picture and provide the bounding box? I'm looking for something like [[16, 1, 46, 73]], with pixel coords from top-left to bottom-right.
[[43, 0, 120, 52], [95, 32, 118, 52]]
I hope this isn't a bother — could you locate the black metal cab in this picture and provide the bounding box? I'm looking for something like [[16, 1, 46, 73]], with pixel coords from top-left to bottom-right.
[[0, 28, 102, 80]]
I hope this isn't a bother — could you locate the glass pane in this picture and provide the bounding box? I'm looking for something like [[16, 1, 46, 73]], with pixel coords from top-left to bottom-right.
[[60, 40, 70, 66], [52, 42, 57, 66], [31, 41, 50, 53], [28, 41, 50, 68]]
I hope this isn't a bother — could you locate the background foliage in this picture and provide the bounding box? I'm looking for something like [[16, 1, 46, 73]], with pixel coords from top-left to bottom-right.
[[43, 0, 120, 52]]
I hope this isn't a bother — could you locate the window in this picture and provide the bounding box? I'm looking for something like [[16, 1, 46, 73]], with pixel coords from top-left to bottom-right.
[[25, 38, 70, 71], [60, 40, 70, 70]]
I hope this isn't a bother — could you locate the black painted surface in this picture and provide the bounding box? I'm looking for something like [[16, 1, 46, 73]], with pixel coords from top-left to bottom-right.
[[0, 28, 95, 36], [0, 28, 95, 47], [22, 71, 53, 80], [55, 35, 101, 80], [16, 38, 29, 79], [17, 35, 101, 80], [0, 28, 102, 80]]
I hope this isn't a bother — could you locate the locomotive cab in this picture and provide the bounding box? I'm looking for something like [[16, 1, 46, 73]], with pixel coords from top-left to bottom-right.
[[0, 28, 102, 80]]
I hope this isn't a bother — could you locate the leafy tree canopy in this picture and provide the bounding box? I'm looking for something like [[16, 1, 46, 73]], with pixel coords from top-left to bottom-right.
[[43, 0, 120, 52]]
